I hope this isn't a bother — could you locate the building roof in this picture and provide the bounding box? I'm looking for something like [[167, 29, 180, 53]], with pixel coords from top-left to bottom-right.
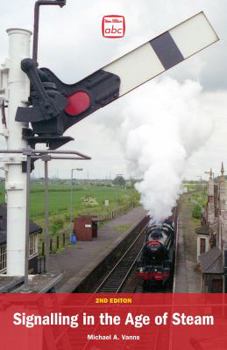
[[199, 247, 223, 274], [0, 204, 42, 245], [195, 224, 210, 235]]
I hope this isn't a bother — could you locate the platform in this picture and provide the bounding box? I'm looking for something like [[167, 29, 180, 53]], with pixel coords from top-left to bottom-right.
[[48, 206, 146, 292], [13, 273, 63, 293], [0, 276, 24, 292], [173, 194, 201, 292]]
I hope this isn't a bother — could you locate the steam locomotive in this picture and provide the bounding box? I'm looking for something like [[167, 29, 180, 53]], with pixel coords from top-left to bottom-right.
[[136, 215, 175, 289]]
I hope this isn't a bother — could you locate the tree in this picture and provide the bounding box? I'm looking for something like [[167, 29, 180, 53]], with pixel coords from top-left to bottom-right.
[[112, 175, 126, 187]]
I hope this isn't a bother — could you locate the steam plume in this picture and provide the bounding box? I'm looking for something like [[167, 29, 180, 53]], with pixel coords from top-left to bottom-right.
[[117, 78, 212, 221]]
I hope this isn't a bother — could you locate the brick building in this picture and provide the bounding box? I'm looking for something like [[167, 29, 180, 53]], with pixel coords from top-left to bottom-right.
[[196, 164, 227, 292]]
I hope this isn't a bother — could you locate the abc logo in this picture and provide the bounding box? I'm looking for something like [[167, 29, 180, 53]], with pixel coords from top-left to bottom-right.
[[102, 15, 125, 38], [104, 26, 123, 35]]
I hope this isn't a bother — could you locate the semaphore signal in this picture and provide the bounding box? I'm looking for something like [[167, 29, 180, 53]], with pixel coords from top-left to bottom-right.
[[16, 12, 218, 150]]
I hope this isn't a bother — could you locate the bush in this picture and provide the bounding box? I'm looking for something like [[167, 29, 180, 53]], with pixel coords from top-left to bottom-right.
[[50, 217, 65, 235], [192, 204, 202, 219], [81, 196, 98, 207], [64, 213, 70, 221]]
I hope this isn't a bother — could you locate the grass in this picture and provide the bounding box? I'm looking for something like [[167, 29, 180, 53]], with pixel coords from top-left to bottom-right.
[[0, 181, 140, 231], [180, 189, 207, 223], [190, 191, 207, 207], [30, 185, 138, 218], [189, 190, 207, 220]]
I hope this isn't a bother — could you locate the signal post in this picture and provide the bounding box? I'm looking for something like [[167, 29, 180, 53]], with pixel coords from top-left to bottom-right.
[[5, 28, 31, 276]]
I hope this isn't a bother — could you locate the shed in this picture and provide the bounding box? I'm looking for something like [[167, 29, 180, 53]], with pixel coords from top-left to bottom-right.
[[199, 247, 223, 292], [0, 203, 42, 274]]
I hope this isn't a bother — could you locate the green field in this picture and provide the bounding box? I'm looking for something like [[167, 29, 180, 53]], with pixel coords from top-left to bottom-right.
[[0, 181, 140, 234]]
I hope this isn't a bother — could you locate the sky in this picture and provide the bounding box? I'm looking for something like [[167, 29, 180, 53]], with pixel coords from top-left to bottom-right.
[[0, 0, 227, 180]]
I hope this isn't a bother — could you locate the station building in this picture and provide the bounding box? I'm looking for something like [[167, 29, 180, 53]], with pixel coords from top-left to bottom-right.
[[0, 204, 42, 274], [196, 164, 227, 292]]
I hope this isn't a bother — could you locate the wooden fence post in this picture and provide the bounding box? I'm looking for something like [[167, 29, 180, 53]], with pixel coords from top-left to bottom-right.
[[41, 241, 45, 256], [50, 238, 53, 253]]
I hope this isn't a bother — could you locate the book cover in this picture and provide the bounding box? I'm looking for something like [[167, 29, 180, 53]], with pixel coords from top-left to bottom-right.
[[0, 1, 226, 349]]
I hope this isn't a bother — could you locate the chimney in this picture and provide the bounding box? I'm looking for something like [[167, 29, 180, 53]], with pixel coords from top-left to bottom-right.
[[221, 162, 225, 177]]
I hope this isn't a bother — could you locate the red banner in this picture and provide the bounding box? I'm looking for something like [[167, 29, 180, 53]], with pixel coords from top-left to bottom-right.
[[0, 293, 227, 350]]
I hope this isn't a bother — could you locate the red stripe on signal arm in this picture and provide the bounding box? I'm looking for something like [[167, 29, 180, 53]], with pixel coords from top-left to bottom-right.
[[65, 91, 91, 116]]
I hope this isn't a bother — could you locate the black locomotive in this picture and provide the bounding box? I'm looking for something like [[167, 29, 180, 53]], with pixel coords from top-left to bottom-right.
[[136, 215, 175, 289]]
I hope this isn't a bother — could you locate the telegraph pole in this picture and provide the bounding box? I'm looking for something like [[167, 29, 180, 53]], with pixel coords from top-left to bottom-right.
[[70, 168, 83, 229]]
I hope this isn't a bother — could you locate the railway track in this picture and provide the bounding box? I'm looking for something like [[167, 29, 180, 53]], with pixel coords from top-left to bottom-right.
[[94, 223, 148, 293]]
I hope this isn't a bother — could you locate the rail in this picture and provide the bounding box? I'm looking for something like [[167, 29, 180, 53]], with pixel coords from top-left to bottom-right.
[[95, 221, 148, 293]]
